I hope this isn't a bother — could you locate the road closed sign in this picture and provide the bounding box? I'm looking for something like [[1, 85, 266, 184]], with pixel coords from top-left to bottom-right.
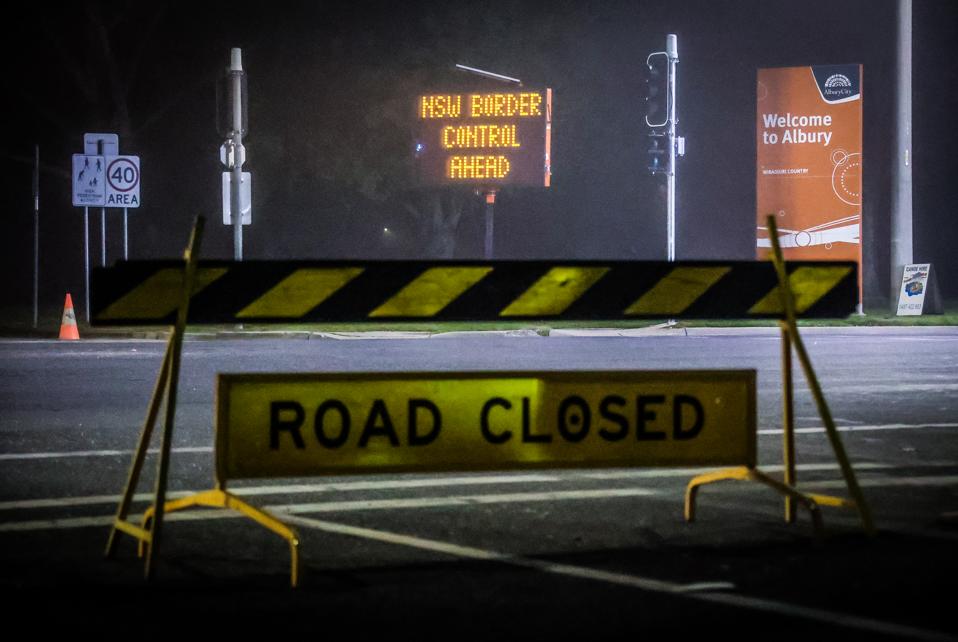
[[105, 155, 141, 207], [215, 370, 756, 480]]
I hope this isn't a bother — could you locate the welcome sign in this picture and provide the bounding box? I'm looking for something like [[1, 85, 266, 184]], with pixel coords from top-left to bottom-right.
[[756, 65, 863, 304]]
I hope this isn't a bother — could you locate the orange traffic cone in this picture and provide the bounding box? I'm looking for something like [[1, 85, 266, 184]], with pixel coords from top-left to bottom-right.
[[59, 293, 80, 340]]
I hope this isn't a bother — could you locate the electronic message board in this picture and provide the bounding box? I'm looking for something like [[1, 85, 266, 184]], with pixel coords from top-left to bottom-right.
[[415, 89, 552, 187]]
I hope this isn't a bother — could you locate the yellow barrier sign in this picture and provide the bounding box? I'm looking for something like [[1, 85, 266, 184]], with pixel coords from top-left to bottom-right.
[[216, 370, 756, 479]]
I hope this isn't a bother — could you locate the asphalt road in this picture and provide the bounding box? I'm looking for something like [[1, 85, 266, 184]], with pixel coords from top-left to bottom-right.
[[1, 328, 957, 639]]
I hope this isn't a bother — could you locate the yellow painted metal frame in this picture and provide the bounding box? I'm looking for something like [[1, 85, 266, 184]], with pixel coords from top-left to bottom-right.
[[104, 216, 205, 577], [103, 216, 303, 586], [137, 486, 300, 587], [684, 215, 875, 536]]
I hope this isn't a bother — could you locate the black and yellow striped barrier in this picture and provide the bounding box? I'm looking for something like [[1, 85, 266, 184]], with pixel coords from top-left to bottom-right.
[[91, 260, 857, 325], [103, 218, 873, 589]]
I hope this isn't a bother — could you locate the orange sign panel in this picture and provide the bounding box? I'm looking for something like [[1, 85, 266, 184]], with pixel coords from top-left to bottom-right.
[[756, 65, 862, 300]]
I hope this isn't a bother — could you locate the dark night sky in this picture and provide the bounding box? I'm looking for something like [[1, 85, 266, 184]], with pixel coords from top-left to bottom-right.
[[2, 1, 956, 324]]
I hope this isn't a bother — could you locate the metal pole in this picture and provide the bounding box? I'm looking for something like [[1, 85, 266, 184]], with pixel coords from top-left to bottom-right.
[[230, 48, 244, 262], [781, 323, 796, 523], [101, 208, 107, 267], [666, 34, 678, 263], [484, 191, 495, 259], [890, 0, 913, 310], [123, 208, 128, 260], [32, 145, 39, 328], [98, 140, 107, 268], [84, 207, 90, 324]]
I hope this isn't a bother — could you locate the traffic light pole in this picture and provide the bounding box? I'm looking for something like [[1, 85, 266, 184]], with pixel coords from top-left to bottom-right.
[[646, 35, 682, 263], [666, 36, 678, 262]]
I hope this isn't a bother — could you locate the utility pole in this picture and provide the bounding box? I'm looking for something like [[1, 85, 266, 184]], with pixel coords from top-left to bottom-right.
[[891, 0, 913, 309], [645, 34, 684, 262]]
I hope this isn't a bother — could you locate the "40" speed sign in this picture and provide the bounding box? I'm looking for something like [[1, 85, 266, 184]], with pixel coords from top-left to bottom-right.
[[105, 155, 140, 208]]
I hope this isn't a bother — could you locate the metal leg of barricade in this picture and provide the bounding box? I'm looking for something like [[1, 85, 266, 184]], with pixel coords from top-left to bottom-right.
[[684, 466, 824, 539], [104, 339, 173, 558], [103, 217, 207, 577], [683, 216, 874, 537], [781, 323, 797, 524], [766, 216, 875, 536], [139, 486, 301, 588]]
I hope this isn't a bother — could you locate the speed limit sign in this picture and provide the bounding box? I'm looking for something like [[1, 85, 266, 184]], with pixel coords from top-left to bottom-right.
[[105, 155, 141, 208]]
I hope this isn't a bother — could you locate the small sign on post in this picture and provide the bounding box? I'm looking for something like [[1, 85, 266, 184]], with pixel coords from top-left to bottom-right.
[[84, 133, 119, 156], [222, 172, 252, 225], [897, 263, 943, 315], [72, 154, 106, 207]]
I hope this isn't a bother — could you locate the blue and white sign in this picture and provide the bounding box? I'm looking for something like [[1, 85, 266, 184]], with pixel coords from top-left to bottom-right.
[[72, 154, 106, 207], [897, 264, 931, 316]]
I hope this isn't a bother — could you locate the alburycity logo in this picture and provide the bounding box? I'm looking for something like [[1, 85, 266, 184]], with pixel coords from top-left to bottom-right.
[[823, 74, 853, 99]]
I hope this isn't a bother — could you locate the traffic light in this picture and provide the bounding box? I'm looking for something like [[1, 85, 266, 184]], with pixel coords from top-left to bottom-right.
[[644, 54, 669, 128], [647, 131, 670, 175]]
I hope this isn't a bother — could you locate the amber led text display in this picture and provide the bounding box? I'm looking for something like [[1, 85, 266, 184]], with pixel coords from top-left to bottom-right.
[[416, 90, 552, 187]]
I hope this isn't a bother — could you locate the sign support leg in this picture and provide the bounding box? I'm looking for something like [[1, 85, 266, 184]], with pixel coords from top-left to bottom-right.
[[84, 207, 90, 324], [101, 207, 107, 267], [123, 208, 128, 260], [102, 217, 206, 578], [484, 190, 496, 260], [781, 322, 796, 523], [104, 338, 173, 558], [767, 215, 875, 535], [685, 216, 873, 536], [33, 144, 39, 329], [139, 486, 300, 587]]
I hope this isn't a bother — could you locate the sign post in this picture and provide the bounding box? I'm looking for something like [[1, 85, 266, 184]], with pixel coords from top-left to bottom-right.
[[218, 48, 249, 261], [32, 145, 39, 328], [73, 152, 105, 323]]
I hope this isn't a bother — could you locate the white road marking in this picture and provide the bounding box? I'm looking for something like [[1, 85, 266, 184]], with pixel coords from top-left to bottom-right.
[[0, 446, 213, 461], [758, 422, 958, 435], [823, 383, 958, 394], [279, 513, 730, 594], [0, 487, 658, 531], [0, 474, 563, 511], [4, 472, 958, 530], [695, 591, 954, 642], [801, 475, 958, 490], [578, 461, 896, 480], [273, 488, 656, 515], [280, 514, 953, 642], [3, 421, 954, 462], [4, 462, 958, 513], [0, 510, 238, 533]]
